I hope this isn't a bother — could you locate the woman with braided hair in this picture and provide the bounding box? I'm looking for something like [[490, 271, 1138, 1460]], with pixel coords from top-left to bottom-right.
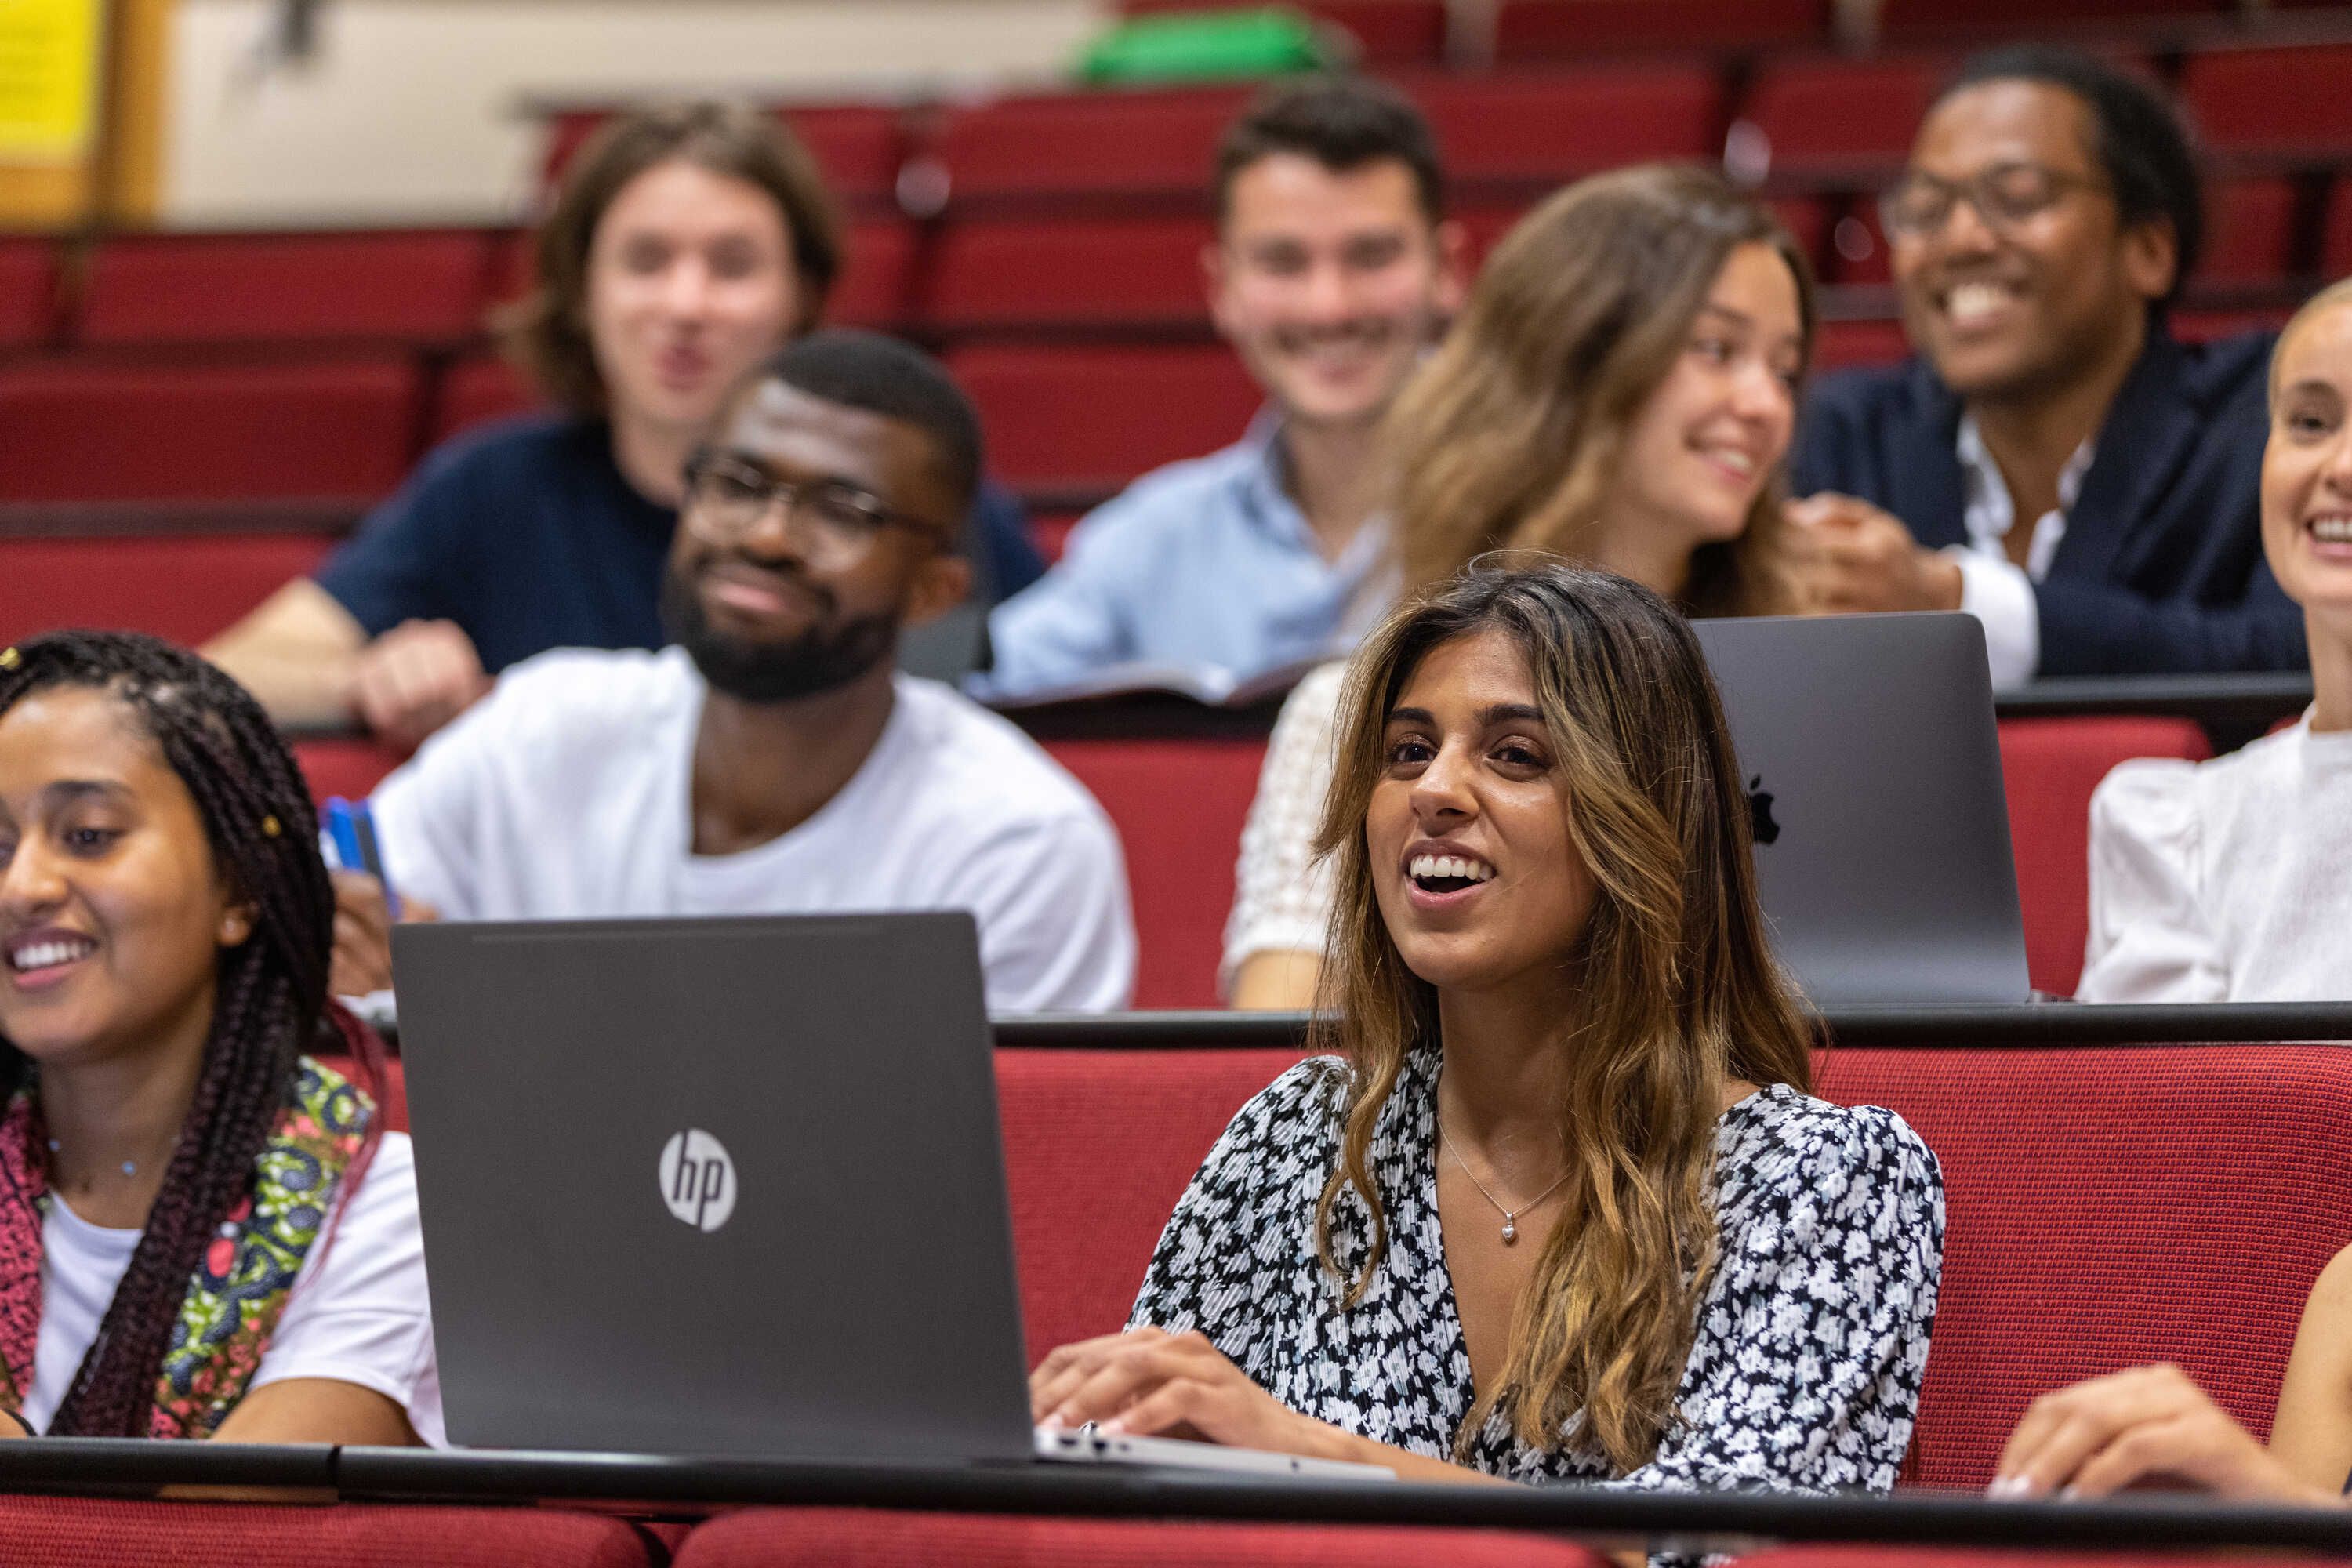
[[0, 630, 440, 1442]]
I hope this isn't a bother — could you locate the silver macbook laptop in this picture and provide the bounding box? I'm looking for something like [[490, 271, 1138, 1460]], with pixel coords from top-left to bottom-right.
[[393, 913, 1385, 1479], [1692, 612, 2031, 1007]]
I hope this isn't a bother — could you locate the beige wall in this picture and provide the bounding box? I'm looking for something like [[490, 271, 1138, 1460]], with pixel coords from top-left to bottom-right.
[[159, 0, 1102, 227]]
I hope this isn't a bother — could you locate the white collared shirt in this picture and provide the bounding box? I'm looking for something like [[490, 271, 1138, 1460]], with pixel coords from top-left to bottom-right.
[[1947, 416, 2094, 688]]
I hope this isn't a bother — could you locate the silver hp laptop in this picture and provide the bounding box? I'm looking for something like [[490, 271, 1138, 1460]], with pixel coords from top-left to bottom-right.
[[1692, 612, 2030, 1007], [394, 913, 1385, 1479]]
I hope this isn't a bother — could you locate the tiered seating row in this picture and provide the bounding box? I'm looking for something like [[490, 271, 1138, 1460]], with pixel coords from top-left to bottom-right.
[[257, 711, 2212, 1010], [277, 1025, 2352, 1568]]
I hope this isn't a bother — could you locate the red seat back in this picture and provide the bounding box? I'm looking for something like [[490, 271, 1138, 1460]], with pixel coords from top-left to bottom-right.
[[433, 354, 543, 442], [925, 216, 1214, 330], [1818, 1043, 2352, 1489], [0, 1496, 651, 1567], [0, 238, 60, 349], [1043, 736, 1269, 1009], [78, 231, 493, 347], [1996, 716, 2209, 996], [2201, 176, 2299, 287], [949, 343, 1260, 491], [1739, 56, 1949, 170], [674, 1506, 1607, 1567], [1494, 0, 1829, 59], [0, 358, 418, 503], [296, 736, 412, 806], [997, 1046, 1302, 1366], [1001, 1041, 2352, 1497], [2182, 45, 2352, 157], [1408, 65, 1724, 183], [0, 532, 334, 646], [934, 87, 1251, 205]]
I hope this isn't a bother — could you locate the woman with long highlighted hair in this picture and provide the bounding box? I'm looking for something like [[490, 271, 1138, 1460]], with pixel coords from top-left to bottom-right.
[[1033, 562, 1939, 1491]]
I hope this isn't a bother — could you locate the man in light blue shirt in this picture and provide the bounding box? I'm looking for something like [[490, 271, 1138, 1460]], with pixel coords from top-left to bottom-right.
[[980, 77, 1465, 700]]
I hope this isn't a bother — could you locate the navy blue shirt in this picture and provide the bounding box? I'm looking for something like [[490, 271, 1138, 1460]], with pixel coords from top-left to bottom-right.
[[313, 416, 1044, 674]]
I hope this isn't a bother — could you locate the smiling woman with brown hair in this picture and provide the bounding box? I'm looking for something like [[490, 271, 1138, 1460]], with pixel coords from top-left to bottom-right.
[[1030, 561, 1941, 1491], [1224, 162, 1817, 1011]]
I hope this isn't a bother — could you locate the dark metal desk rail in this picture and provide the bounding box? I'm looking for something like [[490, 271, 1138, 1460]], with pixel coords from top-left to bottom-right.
[[9, 1440, 2352, 1557]]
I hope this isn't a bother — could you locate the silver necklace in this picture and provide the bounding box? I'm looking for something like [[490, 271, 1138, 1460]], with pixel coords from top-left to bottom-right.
[[1437, 1118, 1568, 1245]]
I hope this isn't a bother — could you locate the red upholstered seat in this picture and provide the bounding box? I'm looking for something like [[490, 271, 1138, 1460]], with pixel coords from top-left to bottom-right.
[[296, 735, 412, 806], [0, 237, 60, 349], [1995, 716, 2209, 997], [924, 216, 1214, 330], [0, 358, 418, 503], [2182, 45, 2352, 157], [997, 1046, 1302, 1364], [2201, 176, 2299, 287], [1404, 65, 1724, 183], [0, 1496, 651, 1567], [1817, 1043, 2352, 1488], [1879, 0, 2222, 31], [1030, 508, 1083, 563], [1041, 736, 1270, 1010], [1737, 56, 1950, 172], [932, 87, 1252, 205], [948, 343, 1260, 490], [2320, 174, 2352, 280], [77, 231, 494, 347], [0, 532, 333, 645], [832, 221, 920, 327], [998, 1042, 2352, 1497], [673, 1506, 1607, 1566], [1494, 0, 1829, 59], [433, 354, 544, 442]]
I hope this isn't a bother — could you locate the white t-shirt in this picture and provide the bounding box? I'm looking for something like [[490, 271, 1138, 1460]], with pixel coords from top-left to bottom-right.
[[2077, 713, 2352, 1003], [370, 647, 1135, 1014], [24, 1132, 444, 1444]]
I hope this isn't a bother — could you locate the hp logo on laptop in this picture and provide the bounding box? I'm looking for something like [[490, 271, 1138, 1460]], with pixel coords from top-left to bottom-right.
[[659, 1129, 737, 1233]]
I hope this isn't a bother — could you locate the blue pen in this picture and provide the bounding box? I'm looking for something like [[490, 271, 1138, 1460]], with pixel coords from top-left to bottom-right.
[[323, 797, 402, 920]]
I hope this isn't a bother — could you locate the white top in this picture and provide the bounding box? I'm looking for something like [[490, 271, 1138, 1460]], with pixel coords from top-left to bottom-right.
[[24, 1132, 444, 1444], [1948, 416, 2094, 689], [1221, 661, 1348, 996], [371, 647, 1135, 1014], [2078, 714, 2352, 1003]]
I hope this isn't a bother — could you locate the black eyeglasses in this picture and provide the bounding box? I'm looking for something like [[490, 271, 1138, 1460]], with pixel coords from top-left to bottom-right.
[[1879, 162, 2107, 241], [681, 449, 946, 568]]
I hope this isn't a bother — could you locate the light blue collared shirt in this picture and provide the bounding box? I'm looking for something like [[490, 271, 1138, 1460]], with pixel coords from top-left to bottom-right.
[[976, 416, 1389, 700]]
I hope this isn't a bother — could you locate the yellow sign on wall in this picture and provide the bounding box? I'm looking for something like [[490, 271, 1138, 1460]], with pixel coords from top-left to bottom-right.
[[0, 0, 103, 162]]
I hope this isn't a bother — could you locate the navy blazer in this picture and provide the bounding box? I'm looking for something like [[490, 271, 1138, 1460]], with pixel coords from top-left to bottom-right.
[[1788, 329, 2307, 676]]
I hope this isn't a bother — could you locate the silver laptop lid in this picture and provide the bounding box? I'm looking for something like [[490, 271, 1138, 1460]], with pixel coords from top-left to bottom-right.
[[393, 912, 1034, 1462], [1692, 612, 2031, 1007]]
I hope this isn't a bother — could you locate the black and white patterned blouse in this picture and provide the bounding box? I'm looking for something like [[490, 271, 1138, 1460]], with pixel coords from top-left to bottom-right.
[[1131, 1047, 1944, 1491]]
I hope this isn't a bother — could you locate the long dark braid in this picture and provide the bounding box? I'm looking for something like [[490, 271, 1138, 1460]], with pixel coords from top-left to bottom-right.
[[0, 630, 367, 1436]]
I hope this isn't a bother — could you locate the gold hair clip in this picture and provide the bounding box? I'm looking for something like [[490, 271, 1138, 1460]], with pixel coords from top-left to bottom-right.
[[0, 648, 16, 670], [261, 815, 282, 838]]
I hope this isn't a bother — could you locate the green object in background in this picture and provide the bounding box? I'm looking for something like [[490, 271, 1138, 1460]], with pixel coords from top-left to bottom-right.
[[1076, 7, 1339, 85]]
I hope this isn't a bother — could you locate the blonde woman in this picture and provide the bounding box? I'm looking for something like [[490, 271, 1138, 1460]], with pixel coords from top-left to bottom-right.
[[1225, 164, 1814, 1008], [1033, 563, 1940, 1492], [2074, 274, 2352, 1004]]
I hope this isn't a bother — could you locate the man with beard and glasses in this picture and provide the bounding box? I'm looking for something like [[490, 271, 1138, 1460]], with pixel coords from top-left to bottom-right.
[[346, 331, 1135, 1014], [975, 75, 1467, 701], [1783, 46, 2305, 679]]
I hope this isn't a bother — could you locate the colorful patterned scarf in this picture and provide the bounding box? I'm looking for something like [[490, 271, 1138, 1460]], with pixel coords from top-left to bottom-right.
[[0, 1055, 373, 1437]]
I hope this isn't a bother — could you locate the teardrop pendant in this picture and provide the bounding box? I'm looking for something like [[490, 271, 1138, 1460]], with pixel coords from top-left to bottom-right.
[[1501, 1214, 1518, 1245]]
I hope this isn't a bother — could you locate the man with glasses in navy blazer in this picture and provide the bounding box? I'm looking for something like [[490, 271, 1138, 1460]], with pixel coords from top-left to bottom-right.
[[1784, 45, 2304, 681]]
